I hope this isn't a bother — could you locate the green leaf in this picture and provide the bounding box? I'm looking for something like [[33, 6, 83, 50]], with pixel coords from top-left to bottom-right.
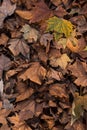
[[46, 16, 74, 38]]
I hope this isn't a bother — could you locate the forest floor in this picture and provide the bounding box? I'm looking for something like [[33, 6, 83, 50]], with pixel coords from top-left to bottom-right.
[[0, 0, 87, 130]]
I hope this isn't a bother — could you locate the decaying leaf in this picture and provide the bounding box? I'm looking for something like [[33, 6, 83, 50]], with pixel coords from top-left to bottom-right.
[[19, 62, 47, 85], [8, 39, 30, 57], [0, 54, 11, 79], [50, 53, 71, 69], [21, 24, 39, 42], [0, 33, 9, 45], [0, 0, 16, 27], [71, 93, 87, 124], [47, 16, 74, 38]]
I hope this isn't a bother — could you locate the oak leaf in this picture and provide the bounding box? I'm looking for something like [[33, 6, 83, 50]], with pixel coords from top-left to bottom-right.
[[8, 39, 30, 57], [0, 0, 16, 27], [19, 62, 47, 85], [47, 16, 73, 38]]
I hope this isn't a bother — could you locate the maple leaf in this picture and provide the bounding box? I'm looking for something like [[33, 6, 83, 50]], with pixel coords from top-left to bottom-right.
[[19, 62, 47, 85], [0, 54, 11, 79], [8, 39, 30, 57], [0, 0, 16, 28], [16, 0, 52, 23], [47, 16, 74, 39], [49, 53, 71, 69], [21, 24, 40, 42]]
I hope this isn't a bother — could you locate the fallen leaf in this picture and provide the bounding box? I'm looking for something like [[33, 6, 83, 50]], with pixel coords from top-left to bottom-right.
[[47, 68, 63, 81], [50, 53, 71, 69], [16, 1, 52, 23], [47, 16, 74, 38], [71, 93, 87, 124], [0, 0, 16, 28], [49, 83, 68, 99], [19, 62, 47, 85], [8, 39, 30, 57], [16, 81, 34, 102], [66, 37, 86, 52], [21, 24, 39, 42], [68, 60, 87, 87], [40, 33, 53, 47], [0, 33, 9, 45], [0, 54, 11, 79]]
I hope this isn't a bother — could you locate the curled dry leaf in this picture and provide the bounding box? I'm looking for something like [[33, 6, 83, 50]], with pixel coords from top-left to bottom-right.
[[0, 0, 16, 28], [19, 62, 47, 85], [8, 39, 30, 57], [66, 37, 86, 52]]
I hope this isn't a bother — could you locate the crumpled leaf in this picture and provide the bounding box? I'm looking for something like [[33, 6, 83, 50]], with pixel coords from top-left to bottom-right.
[[21, 24, 39, 42], [50, 53, 71, 69], [0, 0, 16, 28], [47, 16, 74, 38], [19, 62, 47, 85], [16, 0, 52, 23], [49, 83, 68, 99], [0, 54, 11, 79], [8, 39, 30, 57], [68, 59, 87, 87], [71, 93, 87, 125]]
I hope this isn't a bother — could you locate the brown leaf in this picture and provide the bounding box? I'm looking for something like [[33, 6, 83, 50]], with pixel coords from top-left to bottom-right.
[[8, 39, 30, 57], [0, 0, 16, 28], [50, 53, 71, 69], [66, 37, 86, 52], [49, 83, 68, 99], [16, 81, 34, 102], [19, 62, 47, 85], [68, 60, 87, 87], [16, 1, 52, 23], [47, 68, 63, 81], [0, 33, 9, 45], [0, 54, 11, 79]]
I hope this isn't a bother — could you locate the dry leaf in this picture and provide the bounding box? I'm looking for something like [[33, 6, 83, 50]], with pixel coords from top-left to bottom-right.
[[16, 0, 52, 23], [0, 0, 16, 27], [21, 24, 39, 42], [68, 60, 87, 87], [49, 83, 68, 99], [66, 37, 86, 52], [0, 33, 9, 45], [0, 54, 11, 79], [50, 53, 71, 69], [19, 62, 47, 85], [8, 39, 30, 57]]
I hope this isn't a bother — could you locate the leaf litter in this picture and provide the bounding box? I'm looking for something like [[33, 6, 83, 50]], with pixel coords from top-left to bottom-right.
[[0, 0, 87, 130]]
